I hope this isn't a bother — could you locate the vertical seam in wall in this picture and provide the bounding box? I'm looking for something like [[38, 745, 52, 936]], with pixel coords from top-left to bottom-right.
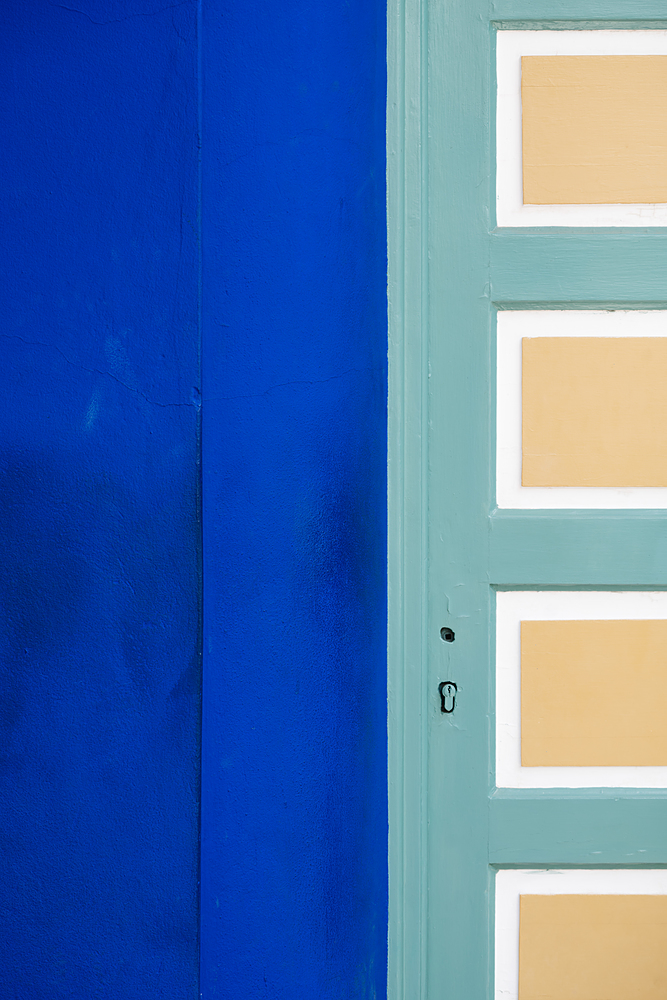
[[196, 0, 204, 994]]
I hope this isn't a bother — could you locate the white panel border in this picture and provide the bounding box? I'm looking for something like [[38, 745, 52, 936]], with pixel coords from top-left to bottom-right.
[[496, 310, 667, 509], [496, 30, 667, 227], [495, 868, 667, 1000], [496, 590, 667, 788]]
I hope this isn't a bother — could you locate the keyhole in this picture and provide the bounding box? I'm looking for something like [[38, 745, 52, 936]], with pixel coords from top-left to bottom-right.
[[439, 681, 457, 714], [440, 626, 455, 642]]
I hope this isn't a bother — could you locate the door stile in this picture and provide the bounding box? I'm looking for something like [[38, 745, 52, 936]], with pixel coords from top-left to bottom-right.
[[427, 1, 497, 997]]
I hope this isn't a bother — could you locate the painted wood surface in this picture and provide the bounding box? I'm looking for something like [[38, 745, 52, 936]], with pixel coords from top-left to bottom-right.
[[521, 619, 667, 765], [496, 591, 667, 786], [491, 232, 667, 303], [388, 6, 667, 1000], [489, 793, 667, 864], [489, 511, 667, 584], [498, 34, 667, 225], [519, 894, 667, 1000], [522, 55, 667, 205], [498, 312, 667, 507], [522, 337, 667, 487], [496, 870, 667, 1000]]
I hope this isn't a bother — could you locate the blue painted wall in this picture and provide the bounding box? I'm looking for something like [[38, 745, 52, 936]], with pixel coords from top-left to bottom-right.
[[0, 2, 200, 995], [200, 0, 388, 996], [0, 1, 386, 994]]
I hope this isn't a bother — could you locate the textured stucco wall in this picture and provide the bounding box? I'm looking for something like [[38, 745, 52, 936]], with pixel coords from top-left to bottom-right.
[[0, 1, 386, 995], [0, 3, 200, 995]]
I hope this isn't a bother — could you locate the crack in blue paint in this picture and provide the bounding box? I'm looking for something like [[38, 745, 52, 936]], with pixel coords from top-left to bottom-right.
[[49, 0, 194, 26], [205, 367, 381, 403], [0, 335, 197, 408]]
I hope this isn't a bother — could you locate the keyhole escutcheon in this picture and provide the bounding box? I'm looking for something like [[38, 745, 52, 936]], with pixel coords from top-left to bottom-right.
[[439, 681, 457, 714]]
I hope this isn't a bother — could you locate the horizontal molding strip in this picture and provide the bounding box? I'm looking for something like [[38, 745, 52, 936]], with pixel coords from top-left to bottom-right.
[[489, 791, 667, 864], [491, 2, 667, 20], [493, 20, 667, 29], [490, 232, 667, 304], [489, 510, 667, 585]]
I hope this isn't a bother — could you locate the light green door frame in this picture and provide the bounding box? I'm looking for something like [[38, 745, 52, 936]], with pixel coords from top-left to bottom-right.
[[388, 0, 493, 993], [388, 3, 667, 999], [387, 0, 429, 994]]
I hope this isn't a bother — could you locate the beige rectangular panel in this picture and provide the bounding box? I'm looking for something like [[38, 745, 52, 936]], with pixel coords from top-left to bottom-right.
[[519, 894, 667, 1000], [522, 336, 667, 487], [521, 619, 667, 766], [522, 55, 667, 204]]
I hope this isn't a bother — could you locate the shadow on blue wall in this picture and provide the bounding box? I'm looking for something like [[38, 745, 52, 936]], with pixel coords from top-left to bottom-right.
[[201, 1, 388, 996], [0, 2, 200, 995]]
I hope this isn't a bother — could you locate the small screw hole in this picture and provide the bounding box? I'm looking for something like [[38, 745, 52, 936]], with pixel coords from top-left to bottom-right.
[[440, 626, 455, 642]]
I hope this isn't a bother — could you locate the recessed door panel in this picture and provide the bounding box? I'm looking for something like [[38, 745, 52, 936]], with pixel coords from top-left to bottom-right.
[[519, 894, 667, 1000], [521, 619, 667, 766], [496, 590, 667, 787], [496, 30, 667, 226], [522, 337, 667, 488], [496, 871, 667, 1000], [521, 55, 667, 205], [497, 309, 667, 507]]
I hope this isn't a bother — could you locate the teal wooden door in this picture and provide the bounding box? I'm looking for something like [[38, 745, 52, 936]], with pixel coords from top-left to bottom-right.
[[388, 4, 667, 999]]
